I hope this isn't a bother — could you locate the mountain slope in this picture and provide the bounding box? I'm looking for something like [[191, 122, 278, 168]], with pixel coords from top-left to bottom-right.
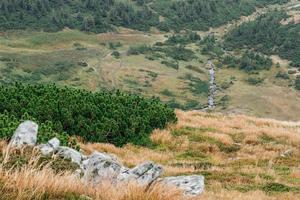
[[0, 0, 299, 121]]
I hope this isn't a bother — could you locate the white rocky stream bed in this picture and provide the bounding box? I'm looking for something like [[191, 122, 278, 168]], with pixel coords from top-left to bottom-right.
[[8, 121, 205, 196], [208, 60, 216, 109]]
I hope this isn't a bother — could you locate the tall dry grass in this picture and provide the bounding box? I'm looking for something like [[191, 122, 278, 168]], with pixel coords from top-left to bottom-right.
[[0, 142, 186, 200], [0, 110, 299, 199], [1, 145, 297, 200], [80, 110, 300, 200]]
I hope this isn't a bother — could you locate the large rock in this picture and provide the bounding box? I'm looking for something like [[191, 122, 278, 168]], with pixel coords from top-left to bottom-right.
[[82, 152, 123, 184], [118, 161, 163, 185], [57, 146, 83, 165], [161, 175, 205, 196], [9, 121, 38, 147], [40, 137, 60, 156]]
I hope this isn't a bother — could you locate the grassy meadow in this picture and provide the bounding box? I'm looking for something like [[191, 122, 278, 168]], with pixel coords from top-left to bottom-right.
[[1, 27, 299, 120], [0, 29, 210, 109]]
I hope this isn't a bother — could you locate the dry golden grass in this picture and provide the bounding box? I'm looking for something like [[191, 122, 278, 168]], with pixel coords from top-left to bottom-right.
[[0, 145, 298, 200], [0, 110, 299, 199], [0, 143, 186, 200], [81, 110, 300, 199]]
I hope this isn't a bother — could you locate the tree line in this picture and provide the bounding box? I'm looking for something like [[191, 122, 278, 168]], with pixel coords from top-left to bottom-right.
[[0, 0, 290, 33], [0, 0, 157, 32]]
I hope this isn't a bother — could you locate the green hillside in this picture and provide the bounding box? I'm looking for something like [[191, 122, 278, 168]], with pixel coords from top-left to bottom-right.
[[225, 10, 300, 68], [0, 0, 289, 32], [0, 0, 299, 120]]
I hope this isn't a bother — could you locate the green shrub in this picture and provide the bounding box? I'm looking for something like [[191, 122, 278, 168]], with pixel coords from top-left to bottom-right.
[[127, 45, 152, 55], [223, 55, 238, 67], [239, 51, 272, 72], [0, 112, 71, 147], [165, 32, 201, 45], [262, 183, 290, 193], [161, 60, 179, 69], [160, 89, 174, 97], [111, 51, 121, 59], [276, 71, 289, 79], [185, 65, 204, 74], [108, 42, 122, 50], [164, 46, 196, 61], [0, 83, 177, 146], [246, 76, 264, 85]]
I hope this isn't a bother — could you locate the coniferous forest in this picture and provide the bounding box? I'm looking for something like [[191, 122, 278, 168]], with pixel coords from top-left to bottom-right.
[[225, 11, 300, 68], [0, 0, 289, 33]]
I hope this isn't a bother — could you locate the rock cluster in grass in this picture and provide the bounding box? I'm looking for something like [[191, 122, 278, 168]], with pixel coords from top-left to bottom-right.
[[9, 121, 205, 196]]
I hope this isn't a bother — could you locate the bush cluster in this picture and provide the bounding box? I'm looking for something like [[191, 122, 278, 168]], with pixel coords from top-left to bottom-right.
[[0, 83, 177, 146], [222, 51, 272, 72], [0, 112, 72, 147]]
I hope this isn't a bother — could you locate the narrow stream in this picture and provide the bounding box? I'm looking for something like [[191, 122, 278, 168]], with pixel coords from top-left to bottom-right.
[[208, 60, 216, 109]]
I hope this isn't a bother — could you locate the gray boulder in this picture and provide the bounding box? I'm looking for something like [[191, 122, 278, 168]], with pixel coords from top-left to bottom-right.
[[9, 121, 38, 147], [118, 161, 163, 185], [57, 146, 83, 165], [82, 152, 123, 184], [40, 137, 60, 156], [161, 175, 205, 196]]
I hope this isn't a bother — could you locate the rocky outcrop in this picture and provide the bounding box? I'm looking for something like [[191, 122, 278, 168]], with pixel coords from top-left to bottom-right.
[[117, 161, 163, 185], [161, 175, 205, 196], [82, 152, 123, 184], [9, 121, 38, 147], [40, 137, 60, 155], [82, 154, 163, 186], [57, 146, 84, 165], [9, 121, 205, 196]]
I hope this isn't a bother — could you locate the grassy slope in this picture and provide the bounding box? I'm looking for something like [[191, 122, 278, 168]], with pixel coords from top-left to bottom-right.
[[0, 28, 209, 107], [207, 0, 300, 121], [215, 67, 300, 121], [1, 110, 299, 199]]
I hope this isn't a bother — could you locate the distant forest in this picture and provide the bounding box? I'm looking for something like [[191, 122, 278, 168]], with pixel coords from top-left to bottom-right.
[[0, 0, 289, 33], [225, 11, 300, 68]]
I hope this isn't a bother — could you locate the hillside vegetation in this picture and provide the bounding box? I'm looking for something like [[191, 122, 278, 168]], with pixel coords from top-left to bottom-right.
[[0, 110, 299, 199], [0, 84, 176, 146], [0, 0, 299, 120], [151, 0, 289, 31], [0, 0, 289, 32], [225, 10, 300, 68]]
